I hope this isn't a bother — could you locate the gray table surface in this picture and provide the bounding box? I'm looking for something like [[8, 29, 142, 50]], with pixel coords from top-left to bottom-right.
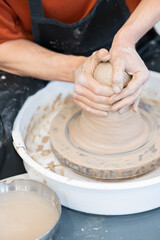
[[5, 174, 160, 240], [54, 206, 160, 240]]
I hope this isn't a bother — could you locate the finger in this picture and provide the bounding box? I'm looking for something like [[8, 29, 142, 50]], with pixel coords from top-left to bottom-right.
[[84, 48, 111, 74], [125, 70, 149, 94], [109, 70, 149, 104], [118, 105, 129, 114], [73, 93, 112, 111], [75, 49, 112, 97], [111, 85, 144, 111], [73, 85, 110, 104], [73, 99, 108, 117], [118, 95, 140, 114], [132, 97, 140, 112], [76, 73, 114, 97], [111, 59, 126, 93]]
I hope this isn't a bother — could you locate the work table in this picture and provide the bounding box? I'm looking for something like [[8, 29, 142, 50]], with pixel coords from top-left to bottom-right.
[[55, 206, 160, 240]]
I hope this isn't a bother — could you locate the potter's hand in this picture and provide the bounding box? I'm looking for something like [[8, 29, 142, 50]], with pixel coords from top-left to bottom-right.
[[73, 49, 112, 116], [109, 46, 150, 113]]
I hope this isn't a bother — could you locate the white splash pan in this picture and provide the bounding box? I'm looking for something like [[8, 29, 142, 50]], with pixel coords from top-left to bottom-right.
[[12, 71, 160, 215]]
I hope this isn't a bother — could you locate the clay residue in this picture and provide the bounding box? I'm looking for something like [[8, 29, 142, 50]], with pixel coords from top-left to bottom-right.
[[25, 93, 66, 147], [47, 161, 56, 172], [151, 99, 160, 105], [44, 106, 49, 111], [36, 145, 43, 152], [60, 168, 65, 176], [32, 135, 36, 144], [63, 94, 72, 105], [42, 114, 46, 119], [43, 178, 47, 185], [41, 136, 49, 143], [41, 149, 51, 156], [51, 93, 62, 111]]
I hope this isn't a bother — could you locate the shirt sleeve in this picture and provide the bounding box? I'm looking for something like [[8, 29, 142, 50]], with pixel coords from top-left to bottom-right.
[[0, 0, 29, 44]]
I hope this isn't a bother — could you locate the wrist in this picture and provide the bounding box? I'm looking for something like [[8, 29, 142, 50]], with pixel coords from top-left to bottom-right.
[[52, 53, 86, 82], [68, 55, 86, 82], [112, 26, 136, 50]]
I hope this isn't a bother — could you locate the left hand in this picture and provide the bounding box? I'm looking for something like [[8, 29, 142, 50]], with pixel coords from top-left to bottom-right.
[[109, 46, 150, 113], [73, 49, 112, 116]]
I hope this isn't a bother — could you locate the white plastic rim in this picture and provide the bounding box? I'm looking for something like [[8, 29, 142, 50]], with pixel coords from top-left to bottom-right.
[[12, 71, 160, 215]]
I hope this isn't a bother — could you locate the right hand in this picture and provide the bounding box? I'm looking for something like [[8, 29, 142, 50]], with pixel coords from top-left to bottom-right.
[[73, 49, 112, 116], [109, 46, 150, 114]]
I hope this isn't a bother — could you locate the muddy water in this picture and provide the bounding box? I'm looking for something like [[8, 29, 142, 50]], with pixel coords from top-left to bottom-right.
[[0, 191, 59, 240]]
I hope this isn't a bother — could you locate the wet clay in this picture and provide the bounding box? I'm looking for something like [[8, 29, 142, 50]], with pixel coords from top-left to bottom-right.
[[50, 62, 160, 179], [69, 62, 149, 154], [0, 191, 59, 240]]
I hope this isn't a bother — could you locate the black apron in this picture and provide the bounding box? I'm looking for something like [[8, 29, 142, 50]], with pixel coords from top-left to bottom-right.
[[0, 0, 159, 179], [28, 0, 130, 56], [0, 73, 46, 179]]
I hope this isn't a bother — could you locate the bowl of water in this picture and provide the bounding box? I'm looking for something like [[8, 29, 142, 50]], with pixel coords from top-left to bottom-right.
[[0, 179, 61, 240]]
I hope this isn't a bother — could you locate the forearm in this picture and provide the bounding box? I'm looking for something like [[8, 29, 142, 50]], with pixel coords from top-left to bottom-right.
[[0, 39, 86, 82], [113, 0, 160, 47]]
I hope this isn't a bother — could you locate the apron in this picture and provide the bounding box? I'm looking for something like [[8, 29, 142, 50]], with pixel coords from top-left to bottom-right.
[[0, 115, 5, 170], [28, 0, 130, 56], [0, 0, 132, 179], [0, 73, 46, 179]]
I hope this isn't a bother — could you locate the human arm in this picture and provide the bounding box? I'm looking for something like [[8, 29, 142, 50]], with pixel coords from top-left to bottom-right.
[[73, 0, 160, 116], [0, 39, 86, 82], [109, 0, 160, 113]]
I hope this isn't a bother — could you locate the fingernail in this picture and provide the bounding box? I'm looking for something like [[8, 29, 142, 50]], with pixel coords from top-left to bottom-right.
[[112, 106, 118, 111], [119, 108, 125, 114], [72, 93, 77, 98], [79, 74, 86, 85], [109, 99, 115, 104], [102, 112, 108, 117], [113, 86, 121, 93], [102, 54, 111, 61], [75, 86, 82, 94], [109, 96, 118, 105], [132, 106, 138, 113], [109, 95, 115, 104]]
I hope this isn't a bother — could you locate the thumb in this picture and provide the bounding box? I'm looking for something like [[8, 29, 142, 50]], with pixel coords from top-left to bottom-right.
[[111, 59, 126, 93], [84, 48, 111, 75]]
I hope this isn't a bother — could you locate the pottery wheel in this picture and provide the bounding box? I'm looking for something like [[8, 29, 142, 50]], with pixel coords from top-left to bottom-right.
[[50, 62, 160, 180]]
